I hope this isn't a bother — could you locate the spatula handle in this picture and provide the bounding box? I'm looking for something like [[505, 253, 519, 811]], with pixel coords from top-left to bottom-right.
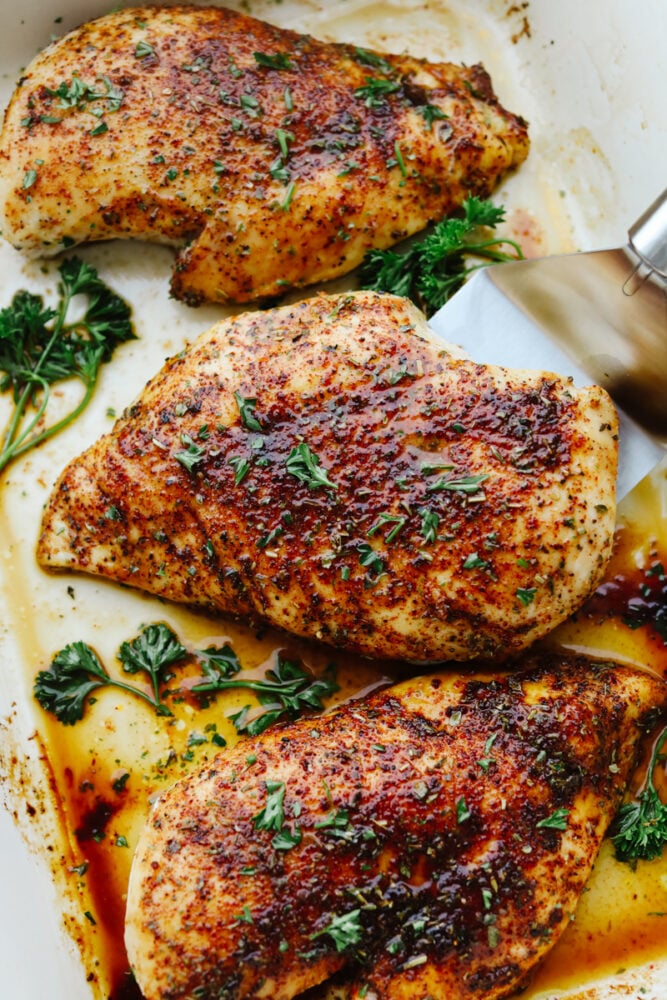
[[628, 187, 667, 278]]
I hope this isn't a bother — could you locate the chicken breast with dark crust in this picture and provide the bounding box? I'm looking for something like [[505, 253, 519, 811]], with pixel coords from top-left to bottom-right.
[[124, 655, 667, 1000], [0, 4, 529, 304], [37, 291, 618, 663]]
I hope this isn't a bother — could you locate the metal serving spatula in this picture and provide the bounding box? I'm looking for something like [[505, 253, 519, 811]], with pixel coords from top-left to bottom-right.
[[428, 188, 667, 498]]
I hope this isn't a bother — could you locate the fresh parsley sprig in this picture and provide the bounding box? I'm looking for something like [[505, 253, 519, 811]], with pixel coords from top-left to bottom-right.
[[360, 196, 523, 316], [35, 623, 338, 734], [0, 257, 135, 475], [35, 624, 187, 720], [199, 657, 339, 737], [612, 725, 667, 865], [34, 632, 177, 723]]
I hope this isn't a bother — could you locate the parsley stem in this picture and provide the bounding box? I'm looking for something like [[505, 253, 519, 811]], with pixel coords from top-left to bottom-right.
[[192, 676, 314, 696], [108, 676, 169, 713], [0, 375, 50, 467], [2, 374, 96, 469], [0, 258, 135, 477], [0, 282, 70, 467], [647, 725, 667, 783], [463, 236, 524, 260]]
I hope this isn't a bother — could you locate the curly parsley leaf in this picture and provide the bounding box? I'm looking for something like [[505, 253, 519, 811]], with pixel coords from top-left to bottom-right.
[[34, 642, 111, 725], [360, 196, 523, 316], [118, 623, 187, 712], [612, 725, 667, 864], [196, 643, 243, 681], [0, 256, 135, 475]]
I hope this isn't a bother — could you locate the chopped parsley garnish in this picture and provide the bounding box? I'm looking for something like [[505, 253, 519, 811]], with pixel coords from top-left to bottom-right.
[[174, 433, 206, 473], [516, 587, 537, 606], [419, 509, 440, 545], [254, 51, 293, 70], [456, 796, 472, 823], [360, 196, 523, 316], [417, 103, 448, 130], [285, 441, 337, 491], [229, 454, 251, 485], [426, 473, 488, 495], [240, 93, 262, 117], [272, 825, 302, 851], [45, 74, 124, 115], [0, 257, 135, 476], [367, 512, 405, 543], [463, 552, 489, 571], [354, 76, 402, 108], [234, 390, 263, 432], [310, 909, 363, 952], [270, 157, 290, 183], [389, 141, 408, 178], [135, 40, 156, 59], [353, 47, 395, 76], [252, 778, 303, 851], [357, 542, 384, 580], [536, 807, 570, 831], [280, 179, 296, 211], [612, 725, 667, 864], [315, 807, 352, 837], [275, 127, 294, 159], [253, 780, 286, 831]]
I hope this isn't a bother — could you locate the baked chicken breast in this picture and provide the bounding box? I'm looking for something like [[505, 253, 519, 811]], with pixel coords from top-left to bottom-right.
[[37, 291, 618, 663], [0, 4, 529, 304], [124, 654, 667, 1000]]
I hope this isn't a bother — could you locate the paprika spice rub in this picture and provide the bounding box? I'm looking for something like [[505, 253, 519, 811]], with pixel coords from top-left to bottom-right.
[[124, 655, 667, 1000], [37, 291, 618, 663]]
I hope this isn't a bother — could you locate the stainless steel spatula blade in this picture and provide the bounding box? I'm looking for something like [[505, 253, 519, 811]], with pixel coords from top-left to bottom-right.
[[428, 188, 667, 498]]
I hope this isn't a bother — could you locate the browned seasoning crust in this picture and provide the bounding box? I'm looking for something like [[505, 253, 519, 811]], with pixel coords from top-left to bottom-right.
[[0, 4, 529, 304], [37, 291, 618, 663], [124, 655, 667, 1000]]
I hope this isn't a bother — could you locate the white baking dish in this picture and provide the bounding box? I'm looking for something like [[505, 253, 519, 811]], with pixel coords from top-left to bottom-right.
[[0, 1, 666, 997]]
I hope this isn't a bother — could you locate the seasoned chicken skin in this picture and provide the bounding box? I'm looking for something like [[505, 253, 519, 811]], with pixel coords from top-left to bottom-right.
[[124, 655, 667, 1000], [37, 291, 618, 663], [0, 4, 529, 304]]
